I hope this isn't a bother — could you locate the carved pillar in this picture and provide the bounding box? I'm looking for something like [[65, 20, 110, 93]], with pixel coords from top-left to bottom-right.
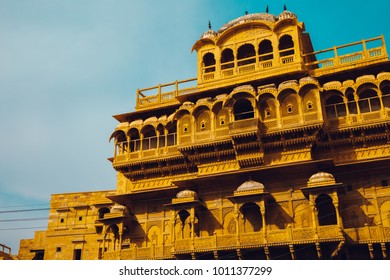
[[113, 138, 118, 157], [315, 242, 322, 259], [309, 194, 318, 236], [236, 248, 242, 260], [368, 243, 375, 259], [190, 208, 195, 239], [264, 246, 270, 260], [353, 93, 362, 118], [381, 243, 388, 259], [289, 244, 296, 260], [213, 250, 219, 260], [260, 203, 267, 243], [234, 205, 240, 244], [332, 193, 343, 232], [377, 90, 385, 115]]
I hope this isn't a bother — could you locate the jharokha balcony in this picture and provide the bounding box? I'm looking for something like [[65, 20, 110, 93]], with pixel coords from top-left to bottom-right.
[[102, 224, 390, 260]]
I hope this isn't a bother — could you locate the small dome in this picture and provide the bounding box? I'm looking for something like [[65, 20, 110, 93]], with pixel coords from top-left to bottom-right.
[[218, 13, 276, 33], [176, 189, 198, 199], [236, 180, 265, 192], [111, 205, 126, 213], [277, 10, 297, 21], [201, 29, 217, 39], [308, 172, 336, 186]]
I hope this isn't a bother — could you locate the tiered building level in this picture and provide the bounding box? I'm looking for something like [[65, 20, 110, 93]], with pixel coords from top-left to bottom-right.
[[19, 9, 390, 260]]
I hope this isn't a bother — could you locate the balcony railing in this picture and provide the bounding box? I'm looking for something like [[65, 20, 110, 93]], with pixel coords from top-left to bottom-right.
[[100, 225, 390, 259], [305, 36, 388, 75], [136, 78, 198, 110]]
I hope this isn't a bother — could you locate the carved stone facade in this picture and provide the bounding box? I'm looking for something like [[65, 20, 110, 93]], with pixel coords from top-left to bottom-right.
[[19, 9, 390, 260]]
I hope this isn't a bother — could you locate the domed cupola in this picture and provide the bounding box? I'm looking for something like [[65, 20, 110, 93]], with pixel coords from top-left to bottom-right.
[[232, 179, 268, 198], [171, 189, 201, 206], [176, 189, 198, 199], [236, 179, 265, 193], [307, 172, 336, 187], [228, 179, 269, 203], [218, 13, 276, 33], [200, 21, 217, 40], [277, 5, 298, 20]]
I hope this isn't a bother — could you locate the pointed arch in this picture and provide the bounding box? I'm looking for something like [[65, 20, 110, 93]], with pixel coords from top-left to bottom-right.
[[240, 202, 262, 232], [237, 43, 256, 66], [315, 194, 337, 226], [279, 34, 294, 57], [221, 48, 235, 70], [202, 52, 216, 73]]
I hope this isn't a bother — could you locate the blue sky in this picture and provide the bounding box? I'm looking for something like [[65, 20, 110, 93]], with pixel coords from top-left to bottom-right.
[[0, 0, 389, 254]]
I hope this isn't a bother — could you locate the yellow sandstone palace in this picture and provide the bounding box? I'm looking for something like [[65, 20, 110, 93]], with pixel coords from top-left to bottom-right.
[[18, 8, 390, 260]]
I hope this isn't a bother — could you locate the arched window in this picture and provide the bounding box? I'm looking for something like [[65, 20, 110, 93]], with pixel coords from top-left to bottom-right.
[[237, 44, 256, 66], [381, 81, 390, 109], [325, 94, 346, 119], [233, 99, 254, 120], [175, 210, 191, 240], [221, 48, 234, 70], [156, 124, 165, 148], [142, 125, 157, 150], [113, 131, 127, 155], [240, 203, 262, 232], [316, 194, 337, 226], [358, 88, 380, 113], [258, 40, 273, 61], [259, 95, 277, 120], [279, 91, 299, 117], [279, 35, 294, 57], [203, 53, 216, 73], [129, 128, 141, 152], [98, 207, 110, 219], [166, 121, 177, 146], [194, 108, 211, 132]]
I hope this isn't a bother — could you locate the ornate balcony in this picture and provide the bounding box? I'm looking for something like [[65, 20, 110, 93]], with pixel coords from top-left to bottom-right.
[[306, 36, 388, 77]]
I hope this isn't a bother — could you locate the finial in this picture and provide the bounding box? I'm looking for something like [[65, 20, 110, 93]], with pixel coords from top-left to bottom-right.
[[284, 4, 287, 11], [208, 20, 212, 30], [266, 5, 269, 13]]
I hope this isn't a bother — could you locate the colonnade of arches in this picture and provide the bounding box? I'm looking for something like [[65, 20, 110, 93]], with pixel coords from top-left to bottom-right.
[[110, 120, 177, 155], [110, 73, 390, 156], [324, 73, 390, 121], [202, 34, 295, 75]]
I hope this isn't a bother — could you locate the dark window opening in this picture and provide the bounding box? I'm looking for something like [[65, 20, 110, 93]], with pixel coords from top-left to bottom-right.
[[279, 35, 294, 57], [221, 48, 234, 69], [98, 207, 110, 219], [240, 203, 262, 232], [234, 99, 254, 120], [142, 128, 157, 150], [258, 40, 273, 61], [73, 249, 82, 260], [325, 95, 346, 118], [129, 129, 141, 152], [359, 89, 381, 113], [316, 194, 337, 226], [203, 53, 216, 73], [237, 44, 256, 66]]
